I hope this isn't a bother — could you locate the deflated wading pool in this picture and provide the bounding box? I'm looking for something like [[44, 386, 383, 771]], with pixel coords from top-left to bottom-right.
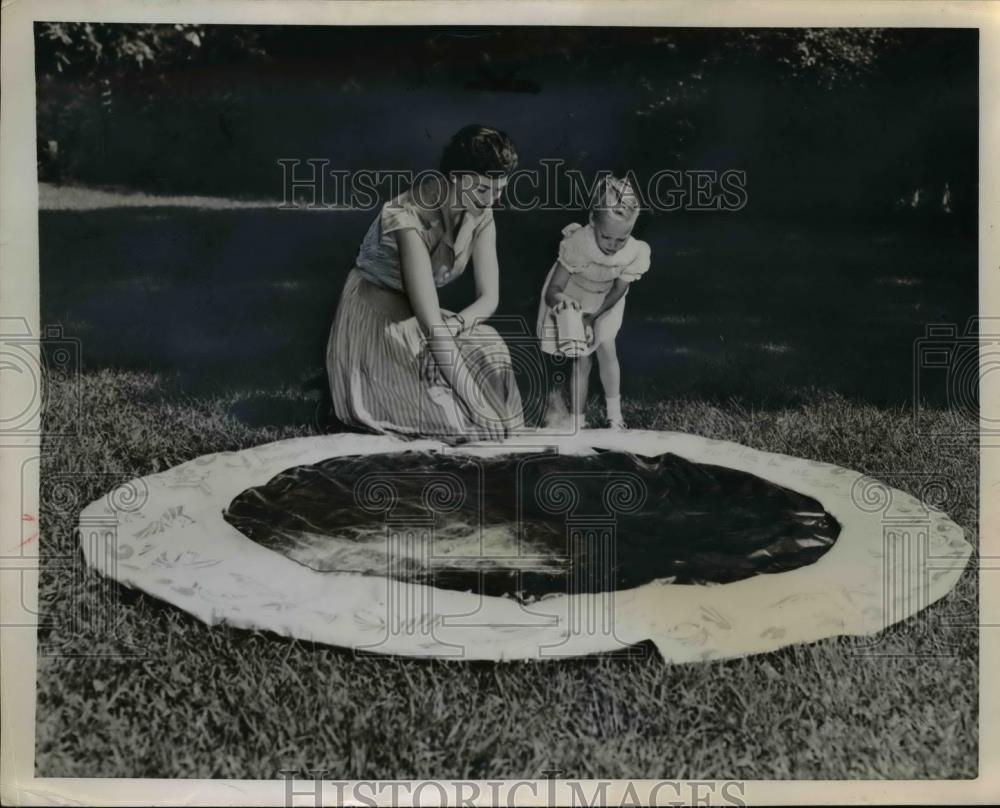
[[222, 450, 841, 599], [77, 431, 971, 661]]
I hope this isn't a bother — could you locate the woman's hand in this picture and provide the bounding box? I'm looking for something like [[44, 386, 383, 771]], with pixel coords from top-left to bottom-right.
[[471, 405, 509, 442], [442, 312, 465, 337], [455, 388, 509, 442]]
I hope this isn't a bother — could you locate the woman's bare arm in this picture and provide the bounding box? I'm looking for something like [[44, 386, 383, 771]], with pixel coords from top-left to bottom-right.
[[395, 229, 449, 336], [394, 229, 504, 437], [455, 219, 500, 328]]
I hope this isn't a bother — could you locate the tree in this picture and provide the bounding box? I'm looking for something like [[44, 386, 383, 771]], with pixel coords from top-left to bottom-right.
[[35, 23, 268, 182]]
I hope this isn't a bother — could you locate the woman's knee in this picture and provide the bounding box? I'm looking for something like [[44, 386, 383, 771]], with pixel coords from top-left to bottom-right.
[[461, 324, 514, 365], [465, 322, 500, 340]]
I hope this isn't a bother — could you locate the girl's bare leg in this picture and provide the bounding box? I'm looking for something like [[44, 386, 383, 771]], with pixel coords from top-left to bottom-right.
[[572, 353, 593, 426], [596, 339, 621, 399], [596, 340, 624, 427], [544, 371, 570, 428]]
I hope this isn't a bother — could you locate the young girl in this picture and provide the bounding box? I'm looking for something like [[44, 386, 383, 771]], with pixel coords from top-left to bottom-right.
[[536, 176, 651, 429]]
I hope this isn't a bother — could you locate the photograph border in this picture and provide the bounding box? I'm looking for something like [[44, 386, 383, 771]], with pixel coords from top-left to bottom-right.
[[2, 1, 997, 805]]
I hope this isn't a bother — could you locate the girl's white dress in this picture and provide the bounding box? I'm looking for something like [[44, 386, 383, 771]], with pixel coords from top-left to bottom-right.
[[536, 222, 651, 357]]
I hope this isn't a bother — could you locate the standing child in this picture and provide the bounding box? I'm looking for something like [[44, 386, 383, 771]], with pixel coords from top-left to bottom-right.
[[536, 176, 650, 429]]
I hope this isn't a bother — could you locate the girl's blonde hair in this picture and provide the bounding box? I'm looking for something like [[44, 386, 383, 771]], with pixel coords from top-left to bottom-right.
[[591, 175, 641, 223]]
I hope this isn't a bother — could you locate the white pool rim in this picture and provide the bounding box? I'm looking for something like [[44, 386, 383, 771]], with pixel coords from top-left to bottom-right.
[[76, 430, 972, 662]]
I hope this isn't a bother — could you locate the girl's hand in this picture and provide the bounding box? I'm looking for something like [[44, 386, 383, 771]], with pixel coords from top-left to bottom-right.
[[553, 293, 580, 312]]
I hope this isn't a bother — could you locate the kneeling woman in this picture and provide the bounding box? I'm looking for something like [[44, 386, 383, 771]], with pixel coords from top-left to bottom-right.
[[326, 125, 524, 442]]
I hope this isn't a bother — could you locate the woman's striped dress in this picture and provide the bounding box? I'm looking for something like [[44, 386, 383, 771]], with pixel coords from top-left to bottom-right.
[[326, 179, 524, 442]]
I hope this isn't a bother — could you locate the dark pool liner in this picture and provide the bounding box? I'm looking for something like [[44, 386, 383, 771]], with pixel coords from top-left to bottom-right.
[[223, 449, 840, 602]]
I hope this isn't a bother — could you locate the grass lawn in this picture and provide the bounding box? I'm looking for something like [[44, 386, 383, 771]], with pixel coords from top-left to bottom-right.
[[33, 369, 977, 780]]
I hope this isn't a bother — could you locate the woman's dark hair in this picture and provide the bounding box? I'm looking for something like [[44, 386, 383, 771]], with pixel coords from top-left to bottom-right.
[[440, 124, 519, 176]]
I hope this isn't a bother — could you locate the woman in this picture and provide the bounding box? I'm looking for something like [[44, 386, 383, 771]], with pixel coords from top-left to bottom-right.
[[326, 125, 524, 442]]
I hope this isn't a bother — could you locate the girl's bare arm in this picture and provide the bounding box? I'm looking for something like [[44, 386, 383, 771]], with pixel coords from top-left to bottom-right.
[[545, 263, 578, 309], [587, 278, 629, 320]]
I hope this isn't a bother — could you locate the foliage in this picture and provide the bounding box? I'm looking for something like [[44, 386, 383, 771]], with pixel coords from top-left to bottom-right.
[[636, 28, 896, 115], [36, 22, 267, 80], [741, 28, 896, 87], [35, 23, 268, 185], [33, 24, 970, 225]]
